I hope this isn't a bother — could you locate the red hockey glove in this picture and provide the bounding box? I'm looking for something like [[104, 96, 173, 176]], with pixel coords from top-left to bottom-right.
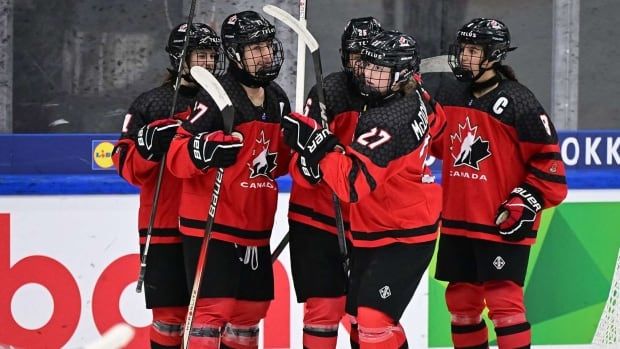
[[495, 185, 543, 242], [297, 155, 322, 184], [136, 119, 181, 161], [281, 112, 339, 164], [188, 130, 243, 170]]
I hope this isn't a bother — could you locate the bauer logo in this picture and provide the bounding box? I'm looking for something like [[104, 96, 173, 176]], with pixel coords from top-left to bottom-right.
[[92, 140, 116, 170]]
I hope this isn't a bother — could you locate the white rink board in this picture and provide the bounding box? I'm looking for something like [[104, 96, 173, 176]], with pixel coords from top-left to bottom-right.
[[0, 191, 615, 348], [0, 194, 427, 348]]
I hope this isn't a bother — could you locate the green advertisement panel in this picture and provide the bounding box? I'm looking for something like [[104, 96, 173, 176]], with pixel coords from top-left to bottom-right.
[[428, 201, 620, 346]]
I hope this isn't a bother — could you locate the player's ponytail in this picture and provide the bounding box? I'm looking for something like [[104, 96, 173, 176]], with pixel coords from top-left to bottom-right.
[[496, 64, 518, 82], [400, 76, 418, 96], [162, 70, 176, 86]]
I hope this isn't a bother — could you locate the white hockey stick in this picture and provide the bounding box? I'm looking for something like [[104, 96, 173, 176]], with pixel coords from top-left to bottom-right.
[[294, 0, 308, 113], [182, 66, 235, 349], [190, 66, 234, 117], [83, 323, 134, 349], [263, 4, 349, 274], [420, 54, 450, 73]]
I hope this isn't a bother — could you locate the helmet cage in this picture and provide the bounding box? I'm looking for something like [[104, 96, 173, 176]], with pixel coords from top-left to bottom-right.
[[237, 38, 285, 85], [166, 23, 226, 77]]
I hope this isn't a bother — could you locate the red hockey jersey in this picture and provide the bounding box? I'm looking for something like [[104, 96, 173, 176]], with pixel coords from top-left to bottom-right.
[[431, 78, 567, 245], [288, 72, 362, 236], [166, 73, 291, 246], [112, 83, 196, 245], [293, 89, 444, 248]]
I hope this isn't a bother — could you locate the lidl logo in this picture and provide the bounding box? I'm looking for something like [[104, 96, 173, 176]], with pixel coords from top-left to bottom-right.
[[92, 140, 115, 170]]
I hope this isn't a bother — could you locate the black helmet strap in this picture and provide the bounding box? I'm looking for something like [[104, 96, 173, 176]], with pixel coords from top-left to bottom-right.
[[471, 72, 501, 93]]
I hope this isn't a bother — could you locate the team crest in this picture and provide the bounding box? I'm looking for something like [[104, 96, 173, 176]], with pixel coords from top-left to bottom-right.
[[248, 130, 277, 179], [450, 117, 491, 170]]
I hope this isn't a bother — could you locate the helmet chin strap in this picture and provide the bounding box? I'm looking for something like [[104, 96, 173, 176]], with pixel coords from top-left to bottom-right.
[[471, 72, 501, 94], [454, 58, 494, 83]]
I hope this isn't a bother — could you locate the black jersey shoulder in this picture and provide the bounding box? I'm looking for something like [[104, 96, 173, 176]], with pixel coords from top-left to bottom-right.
[[122, 83, 197, 138], [129, 84, 197, 123], [323, 72, 365, 117], [421, 71, 461, 105], [351, 91, 430, 167], [183, 73, 290, 134], [430, 75, 470, 107], [306, 72, 365, 124], [489, 80, 557, 143], [264, 80, 292, 121], [431, 77, 556, 144]]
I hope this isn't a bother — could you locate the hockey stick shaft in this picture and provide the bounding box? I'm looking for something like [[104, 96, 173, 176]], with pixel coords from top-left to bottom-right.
[[270, 231, 289, 263], [294, 0, 308, 113], [263, 5, 349, 274], [182, 66, 235, 349], [269, 54, 450, 263], [271, 1, 307, 264], [310, 49, 350, 274], [136, 0, 198, 293]]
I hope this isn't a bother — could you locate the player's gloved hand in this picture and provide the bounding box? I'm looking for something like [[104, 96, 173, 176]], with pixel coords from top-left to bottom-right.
[[281, 112, 339, 163], [297, 155, 322, 184], [495, 184, 543, 242], [136, 119, 181, 161], [188, 130, 243, 170]]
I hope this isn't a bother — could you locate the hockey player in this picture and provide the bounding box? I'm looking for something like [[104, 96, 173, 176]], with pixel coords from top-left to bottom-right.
[[112, 23, 224, 349], [165, 11, 291, 349], [431, 18, 568, 348], [286, 17, 383, 349], [282, 30, 444, 349]]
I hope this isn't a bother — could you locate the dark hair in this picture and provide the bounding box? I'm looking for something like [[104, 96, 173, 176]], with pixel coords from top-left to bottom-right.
[[161, 71, 176, 85], [496, 63, 517, 81]]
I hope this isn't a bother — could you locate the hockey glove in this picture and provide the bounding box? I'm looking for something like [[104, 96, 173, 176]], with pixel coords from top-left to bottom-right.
[[188, 130, 243, 170], [136, 119, 181, 161], [281, 112, 339, 164], [495, 184, 543, 242], [297, 155, 322, 184]]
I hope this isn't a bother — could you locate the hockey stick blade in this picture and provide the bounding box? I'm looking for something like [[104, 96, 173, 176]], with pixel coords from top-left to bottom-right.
[[420, 55, 450, 73], [191, 66, 233, 111], [263, 5, 318, 53], [83, 323, 134, 349], [190, 66, 235, 133], [495, 210, 510, 225]]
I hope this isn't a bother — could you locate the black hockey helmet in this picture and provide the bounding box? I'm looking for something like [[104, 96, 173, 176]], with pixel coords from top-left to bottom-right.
[[448, 18, 516, 81], [166, 23, 225, 75], [357, 30, 420, 101], [340, 17, 383, 71], [221, 11, 284, 87]]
